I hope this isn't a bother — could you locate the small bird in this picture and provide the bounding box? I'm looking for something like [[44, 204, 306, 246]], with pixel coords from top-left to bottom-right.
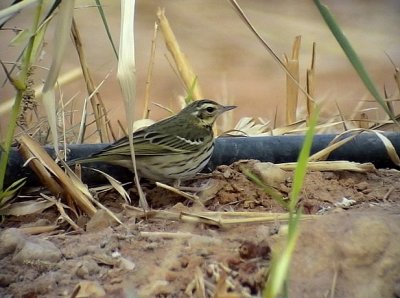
[[69, 99, 236, 183]]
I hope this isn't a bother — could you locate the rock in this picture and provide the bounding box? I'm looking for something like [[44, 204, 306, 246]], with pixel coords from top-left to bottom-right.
[[32, 272, 63, 295], [355, 181, 369, 191], [12, 238, 62, 264], [251, 162, 289, 188], [0, 228, 27, 258], [288, 211, 400, 298], [117, 256, 136, 271], [75, 257, 101, 279], [86, 209, 118, 232], [0, 273, 15, 287]]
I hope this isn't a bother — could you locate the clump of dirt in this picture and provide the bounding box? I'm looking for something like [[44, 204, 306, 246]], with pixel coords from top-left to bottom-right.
[[0, 161, 400, 297], [289, 209, 400, 297]]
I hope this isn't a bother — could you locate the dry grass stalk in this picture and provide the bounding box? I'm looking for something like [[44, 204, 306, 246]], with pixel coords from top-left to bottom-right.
[[157, 8, 203, 100], [309, 131, 362, 161], [127, 207, 221, 225], [75, 96, 89, 144], [277, 161, 376, 172], [117, 0, 148, 210], [349, 99, 367, 130], [394, 66, 400, 94], [117, 119, 128, 137], [271, 120, 344, 135], [329, 264, 339, 298], [18, 134, 97, 217], [71, 18, 116, 142], [195, 267, 207, 298], [373, 130, 400, 166], [227, 0, 316, 112], [358, 112, 370, 129], [196, 211, 309, 218], [284, 36, 301, 125], [271, 119, 306, 135], [155, 182, 205, 207], [0, 198, 54, 216], [384, 87, 395, 117], [143, 22, 159, 119], [125, 206, 317, 227], [312, 128, 400, 166], [306, 42, 317, 123], [85, 194, 123, 226], [335, 101, 348, 131], [62, 164, 124, 226], [140, 231, 195, 239], [86, 168, 131, 204], [41, 0, 75, 154], [215, 277, 240, 298], [383, 186, 395, 201], [41, 193, 83, 232], [230, 117, 270, 136], [370, 118, 400, 130], [19, 225, 59, 235]]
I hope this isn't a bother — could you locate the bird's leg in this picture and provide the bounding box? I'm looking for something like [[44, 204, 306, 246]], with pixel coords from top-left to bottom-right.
[[173, 178, 212, 193]]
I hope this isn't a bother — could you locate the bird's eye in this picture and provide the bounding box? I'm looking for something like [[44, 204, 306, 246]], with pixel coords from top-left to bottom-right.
[[206, 106, 215, 113]]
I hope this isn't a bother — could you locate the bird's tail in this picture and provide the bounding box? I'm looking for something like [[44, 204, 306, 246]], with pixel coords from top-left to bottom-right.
[[66, 155, 104, 167]]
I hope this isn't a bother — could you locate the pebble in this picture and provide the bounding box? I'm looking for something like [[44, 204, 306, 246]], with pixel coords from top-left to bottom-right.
[[0, 228, 27, 258], [355, 181, 369, 191], [252, 162, 289, 188], [86, 209, 117, 232], [0, 273, 15, 287], [12, 238, 62, 264], [75, 257, 101, 278]]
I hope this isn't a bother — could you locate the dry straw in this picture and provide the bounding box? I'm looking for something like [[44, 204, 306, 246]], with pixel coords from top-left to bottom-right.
[[157, 8, 203, 101]]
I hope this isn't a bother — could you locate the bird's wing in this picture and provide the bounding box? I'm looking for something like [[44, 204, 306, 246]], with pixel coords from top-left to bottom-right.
[[92, 127, 206, 157]]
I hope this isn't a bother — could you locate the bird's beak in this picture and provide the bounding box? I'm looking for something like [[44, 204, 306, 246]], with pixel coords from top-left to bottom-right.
[[221, 105, 237, 112]]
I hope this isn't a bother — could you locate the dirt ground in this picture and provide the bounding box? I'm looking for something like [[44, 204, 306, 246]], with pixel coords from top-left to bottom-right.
[[1, 160, 400, 297]]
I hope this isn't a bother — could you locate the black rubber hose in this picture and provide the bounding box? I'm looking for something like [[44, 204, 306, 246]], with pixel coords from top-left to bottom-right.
[[207, 132, 400, 170], [3, 132, 400, 187]]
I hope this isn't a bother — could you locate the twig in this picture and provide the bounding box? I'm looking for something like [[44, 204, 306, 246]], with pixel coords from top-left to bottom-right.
[[156, 182, 205, 207]]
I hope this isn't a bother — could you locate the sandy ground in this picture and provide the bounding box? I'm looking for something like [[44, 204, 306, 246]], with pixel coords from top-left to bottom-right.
[[1, 2, 400, 297], [1, 1, 400, 136], [1, 161, 400, 297]]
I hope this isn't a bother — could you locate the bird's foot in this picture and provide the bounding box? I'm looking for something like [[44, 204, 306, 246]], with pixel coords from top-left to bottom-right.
[[173, 179, 212, 193]]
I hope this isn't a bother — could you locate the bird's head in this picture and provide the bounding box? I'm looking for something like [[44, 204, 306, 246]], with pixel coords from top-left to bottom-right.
[[183, 99, 236, 127]]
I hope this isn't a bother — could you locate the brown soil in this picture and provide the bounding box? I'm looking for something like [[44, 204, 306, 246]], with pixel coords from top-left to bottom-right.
[[1, 161, 400, 297]]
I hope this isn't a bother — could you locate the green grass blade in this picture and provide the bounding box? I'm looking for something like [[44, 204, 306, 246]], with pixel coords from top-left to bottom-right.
[[264, 210, 301, 298], [314, 0, 398, 126], [243, 168, 289, 209], [264, 108, 318, 297], [0, 178, 26, 206], [184, 77, 198, 104], [0, 1, 45, 195], [289, 107, 319, 211], [95, 0, 118, 59]]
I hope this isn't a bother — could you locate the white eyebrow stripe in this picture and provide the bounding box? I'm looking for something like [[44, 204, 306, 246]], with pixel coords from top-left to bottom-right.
[[176, 136, 203, 145]]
